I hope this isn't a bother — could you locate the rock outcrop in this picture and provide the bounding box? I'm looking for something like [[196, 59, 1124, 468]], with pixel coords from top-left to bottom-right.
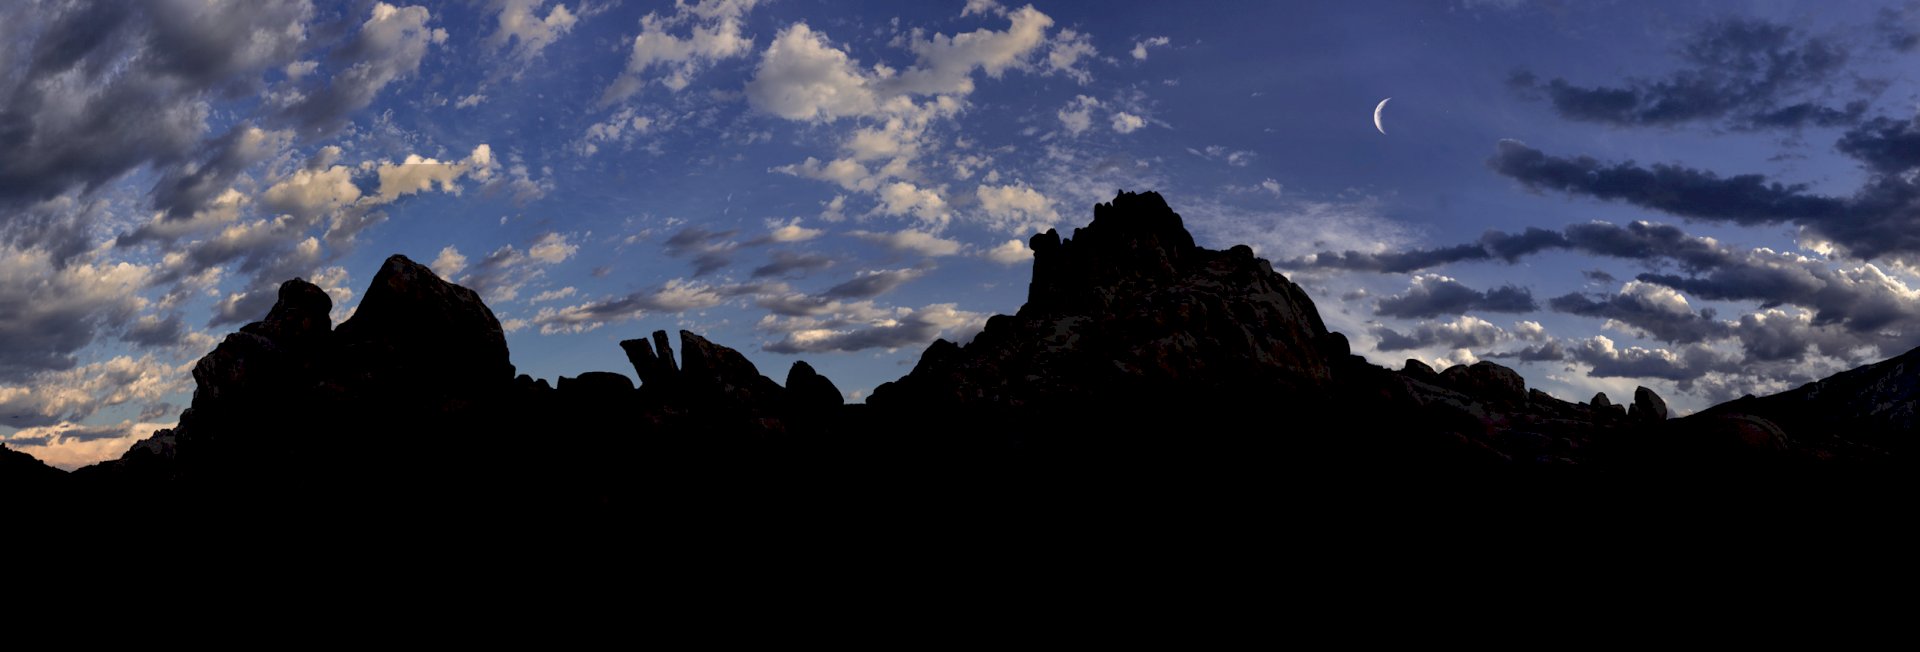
[[871, 191, 1344, 408]]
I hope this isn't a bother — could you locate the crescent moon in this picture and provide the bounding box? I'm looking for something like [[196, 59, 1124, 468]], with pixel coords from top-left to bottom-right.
[[1374, 97, 1391, 135]]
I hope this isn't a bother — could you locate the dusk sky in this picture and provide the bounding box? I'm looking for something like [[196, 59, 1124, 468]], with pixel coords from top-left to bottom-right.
[[5, 0, 1920, 469]]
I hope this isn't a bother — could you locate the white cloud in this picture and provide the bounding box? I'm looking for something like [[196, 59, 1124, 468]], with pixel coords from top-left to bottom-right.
[[850, 229, 962, 257], [985, 238, 1033, 265], [961, 0, 1004, 17], [527, 232, 578, 264], [604, 0, 762, 102], [974, 182, 1058, 234], [261, 166, 362, 219], [1131, 35, 1170, 60], [372, 144, 499, 203], [876, 182, 951, 225], [1111, 111, 1146, 133], [1057, 95, 1099, 136], [488, 0, 580, 63], [745, 23, 881, 121], [1043, 28, 1097, 84], [578, 107, 658, 155], [1515, 320, 1547, 341], [764, 217, 823, 243], [455, 93, 487, 108]]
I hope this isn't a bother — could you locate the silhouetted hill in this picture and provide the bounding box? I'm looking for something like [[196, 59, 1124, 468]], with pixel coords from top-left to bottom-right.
[[20, 190, 1910, 511]]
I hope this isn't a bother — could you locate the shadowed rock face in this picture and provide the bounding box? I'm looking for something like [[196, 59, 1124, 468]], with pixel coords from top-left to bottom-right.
[[871, 190, 1344, 408], [333, 254, 514, 400]]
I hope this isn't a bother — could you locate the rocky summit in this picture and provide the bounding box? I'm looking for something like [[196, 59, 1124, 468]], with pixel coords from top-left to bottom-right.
[[11, 191, 1909, 511]]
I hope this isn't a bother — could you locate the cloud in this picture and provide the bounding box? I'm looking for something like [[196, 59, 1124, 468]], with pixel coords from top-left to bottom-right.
[[456, 232, 576, 302], [1508, 17, 1860, 129], [532, 278, 744, 334], [1489, 139, 1920, 263], [757, 217, 823, 244], [601, 0, 759, 102], [1374, 274, 1538, 319], [974, 182, 1059, 234], [0, 0, 310, 208], [760, 302, 985, 354], [372, 145, 499, 203], [751, 250, 836, 278], [0, 354, 189, 429], [820, 267, 926, 300], [1111, 112, 1146, 133], [0, 246, 153, 381], [277, 3, 445, 138], [487, 0, 579, 64], [662, 225, 740, 276], [1372, 315, 1506, 352], [1568, 335, 1731, 384], [744, 23, 880, 121], [849, 229, 963, 257], [985, 239, 1032, 265], [2, 420, 176, 471], [1548, 281, 1730, 344], [1131, 36, 1170, 61], [432, 246, 468, 277], [1057, 95, 1099, 136]]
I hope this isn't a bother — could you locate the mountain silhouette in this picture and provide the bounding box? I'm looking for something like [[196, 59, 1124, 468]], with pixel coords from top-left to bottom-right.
[[7, 190, 1906, 509]]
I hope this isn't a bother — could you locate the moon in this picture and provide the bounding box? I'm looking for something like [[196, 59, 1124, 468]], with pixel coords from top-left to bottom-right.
[[1374, 97, 1391, 135]]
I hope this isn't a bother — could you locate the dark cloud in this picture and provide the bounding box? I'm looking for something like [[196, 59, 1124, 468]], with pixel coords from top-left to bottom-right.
[[0, 0, 311, 208], [1547, 282, 1730, 344], [1582, 269, 1617, 284], [751, 251, 836, 278], [122, 314, 188, 348], [1287, 243, 1490, 273], [1374, 275, 1537, 319], [1836, 114, 1920, 175], [821, 268, 926, 300], [1509, 17, 1859, 129], [1488, 341, 1568, 363], [149, 125, 289, 220], [1568, 338, 1732, 386], [1489, 140, 1847, 225], [663, 226, 739, 277]]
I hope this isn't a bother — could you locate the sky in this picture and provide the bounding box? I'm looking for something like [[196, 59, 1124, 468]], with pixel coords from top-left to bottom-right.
[[5, 0, 1920, 469]]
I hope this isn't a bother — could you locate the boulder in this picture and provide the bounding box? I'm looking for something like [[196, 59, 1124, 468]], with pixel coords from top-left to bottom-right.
[[1630, 386, 1668, 422]]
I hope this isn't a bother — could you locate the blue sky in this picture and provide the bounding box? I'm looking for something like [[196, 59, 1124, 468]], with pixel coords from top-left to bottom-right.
[[5, 0, 1920, 468]]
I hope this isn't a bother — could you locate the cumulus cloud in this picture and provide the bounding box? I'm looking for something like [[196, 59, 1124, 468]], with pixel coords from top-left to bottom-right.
[[0, 354, 189, 429], [1548, 281, 1730, 344], [487, 0, 579, 64], [975, 182, 1059, 234], [601, 0, 759, 102], [985, 239, 1033, 265], [1373, 315, 1506, 352], [1057, 95, 1100, 136], [1132, 36, 1170, 60], [1111, 112, 1146, 133]]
